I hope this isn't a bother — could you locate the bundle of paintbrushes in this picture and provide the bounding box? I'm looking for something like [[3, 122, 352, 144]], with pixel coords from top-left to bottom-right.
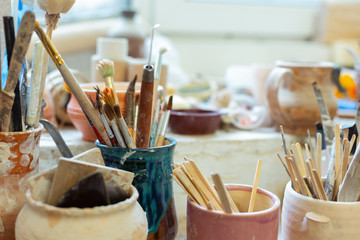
[[172, 157, 262, 213], [278, 123, 360, 202]]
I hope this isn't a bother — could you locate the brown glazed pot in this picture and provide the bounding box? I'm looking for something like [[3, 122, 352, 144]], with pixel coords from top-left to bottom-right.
[[266, 61, 337, 135], [169, 109, 221, 135]]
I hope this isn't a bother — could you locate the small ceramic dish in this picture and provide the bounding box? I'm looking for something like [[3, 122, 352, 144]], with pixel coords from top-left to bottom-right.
[[169, 109, 221, 135]]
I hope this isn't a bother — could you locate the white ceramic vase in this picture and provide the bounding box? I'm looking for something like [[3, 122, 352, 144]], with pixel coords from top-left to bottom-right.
[[282, 180, 360, 240], [15, 169, 148, 240]]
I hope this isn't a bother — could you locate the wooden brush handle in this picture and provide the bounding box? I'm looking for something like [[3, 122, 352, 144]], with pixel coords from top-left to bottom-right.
[[136, 78, 154, 148]]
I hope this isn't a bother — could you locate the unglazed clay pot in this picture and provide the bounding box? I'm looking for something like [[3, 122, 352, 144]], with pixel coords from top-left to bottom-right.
[[282, 181, 360, 240], [187, 184, 280, 240], [15, 169, 148, 240], [266, 61, 337, 136]]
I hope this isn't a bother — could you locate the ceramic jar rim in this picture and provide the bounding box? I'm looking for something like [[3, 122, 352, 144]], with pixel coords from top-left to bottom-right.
[[188, 184, 280, 217], [276, 60, 334, 68], [0, 123, 44, 136], [95, 136, 177, 151], [25, 185, 140, 216], [286, 180, 360, 205], [170, 109, 221, 118]]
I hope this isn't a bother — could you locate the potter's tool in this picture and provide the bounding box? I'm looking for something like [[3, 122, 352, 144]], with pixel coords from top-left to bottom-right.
[[125, 75, 137, 137], [287, 156, 309, 197], [34, 21, 112, 146], [316, 132, 322, 176], [356, 101, 360, 134], [40, 119, 73, 158], [3, 16, 23, 131], [295, 142, 307, 177], [26, 42, 44, 128], [211, 173, 232, 213], [0, 11, 34, 132], [281, 154, 300, 193], [307, 129, 315, 160], [312, 82, 334, 147], [324, 124, 339, 201], [248, 159, 262, 212], [136, 24, 159, 148], [152, 47, 167, 120], [149, 90, 163, 147], [155, 95, 172, 147]]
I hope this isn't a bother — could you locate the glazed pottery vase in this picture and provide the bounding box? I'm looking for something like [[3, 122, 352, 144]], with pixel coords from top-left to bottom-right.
[[0, 125, 43, 240], [187, 184, 280, 240], [266, 61, 338, 135], [282, 180, 360, 240], [96, 137, 178, 240], [15, 169, 148, 240]]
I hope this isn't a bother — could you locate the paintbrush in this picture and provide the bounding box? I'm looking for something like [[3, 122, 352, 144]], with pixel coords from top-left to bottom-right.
[[26, 41, 44, 128], [104, 103, 126, 148], [136, 24, 159, 148], [125, 74, 137, 137], [4, 16, 23, 131], [113, 104, 136, 148], [91, 90, 116, 147], [155, 95, 173, 147], [0, 11, 35, 132], [97, 59, 119, 105], [34, 21, 112, 146]]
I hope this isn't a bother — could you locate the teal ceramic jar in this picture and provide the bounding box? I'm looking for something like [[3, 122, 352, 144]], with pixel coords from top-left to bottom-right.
[[96, 138, 178, 240]]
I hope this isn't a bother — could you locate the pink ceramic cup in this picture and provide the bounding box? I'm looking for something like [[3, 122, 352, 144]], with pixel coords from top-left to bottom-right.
[[187, 184, 280, 240]]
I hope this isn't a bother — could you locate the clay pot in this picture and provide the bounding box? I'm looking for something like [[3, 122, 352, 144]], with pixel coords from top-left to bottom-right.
[[0, 125, 43, 240], [266, 61, 337, 135], [282, 180, 360, 240], [187, 184, 280, 240], [66, 82, 141, 141], [15, 169, 148, 240]]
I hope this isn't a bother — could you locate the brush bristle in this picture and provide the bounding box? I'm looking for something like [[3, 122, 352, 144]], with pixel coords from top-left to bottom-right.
[[63, 83, 72, 94], [167, 95, 173, 111], [96, 59, 114, 78], [101, 87, 116, 106], [104, 104, 115, 120], [113, 104, 122, 118]]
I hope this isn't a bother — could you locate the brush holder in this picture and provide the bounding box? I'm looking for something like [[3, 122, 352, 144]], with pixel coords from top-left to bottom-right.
[[282, 180, 360, 240], [95, 137, 178, 240], [186, 184, 280, 240], [0, 125, 43, 240], [15, 169, 148, 240]]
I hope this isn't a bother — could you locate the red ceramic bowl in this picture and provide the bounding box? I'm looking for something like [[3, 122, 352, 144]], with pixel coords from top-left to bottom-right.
[[67, 82, 141, 141], [169, 109, 221, 135]]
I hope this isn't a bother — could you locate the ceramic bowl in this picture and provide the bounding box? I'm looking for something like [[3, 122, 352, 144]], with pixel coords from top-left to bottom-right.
[[67, 82, 141, 141], [187, 184, 280, 240], [169, 109, 221, 135]]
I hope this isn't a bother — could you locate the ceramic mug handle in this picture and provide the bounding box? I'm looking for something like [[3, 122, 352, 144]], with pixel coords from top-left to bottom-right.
[[266, 67, 293, 125]]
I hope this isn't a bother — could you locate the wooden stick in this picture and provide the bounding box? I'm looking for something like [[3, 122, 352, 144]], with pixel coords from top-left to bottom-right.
[[349, 134, 356, 154], [306, 160, 320, 199], [284, 155, 301, 193], [289, 156, 310, 196], [295, 143, 307, 177], [277, 154, 290, 177], [211, 173, 232, 213], [316, 132, 322, 176], [335, 124, 341, 183], [312, 169, 328, 201], [172, 174, 197, 204], [340, 140, 351, 183], [248, 159, 262, 212], [307, 129, 315, 160], [303, 176, 316, 199], [305, 143, 311, 160], [280, 125, 288, 155], [325, 137, 336, 201]]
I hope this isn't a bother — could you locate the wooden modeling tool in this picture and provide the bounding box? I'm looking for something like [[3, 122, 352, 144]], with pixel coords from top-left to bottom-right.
[[307, 129, 315, 160], [283, 155, 300, 193], [47, 158, 134, 205], [136, 24, 159, 148], [312, 81, 334, 147], [325, 137, 336, 200], [248, 159, 262, 212], [288, 156, 309, 197], [34, 21, 112, 146], [125, 75, 137, 137], [312, 169, 327, 201], [155, 95, 173, 147], [0, 11, 35, 132], [280, 125, 288, 155], [295, 143, 307, 177], [211, 173, 232, 213], [26, 41, 44, 128]]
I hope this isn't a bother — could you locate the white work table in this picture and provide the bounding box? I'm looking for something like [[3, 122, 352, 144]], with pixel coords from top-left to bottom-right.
[[39, 126, 301, 240]]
